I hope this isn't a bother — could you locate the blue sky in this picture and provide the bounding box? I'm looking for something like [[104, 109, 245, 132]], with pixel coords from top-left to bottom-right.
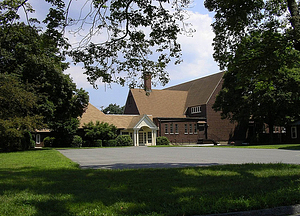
[[25, 0, 219, 110]]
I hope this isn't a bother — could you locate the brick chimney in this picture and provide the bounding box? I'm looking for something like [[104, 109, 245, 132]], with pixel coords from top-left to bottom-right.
[[144, 73, 152, 92]]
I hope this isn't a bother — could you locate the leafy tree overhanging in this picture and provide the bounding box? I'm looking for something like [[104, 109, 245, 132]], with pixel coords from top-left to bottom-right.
[[4, 0, 194, 89], [205, 0, 300, 142]]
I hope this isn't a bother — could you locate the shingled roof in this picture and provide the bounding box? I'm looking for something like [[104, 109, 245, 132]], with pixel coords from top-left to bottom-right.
[[129, 89, 188, 118], [79, 103, 153, 129], [165, 72, 224, 108], [128, 72, 224, 118]]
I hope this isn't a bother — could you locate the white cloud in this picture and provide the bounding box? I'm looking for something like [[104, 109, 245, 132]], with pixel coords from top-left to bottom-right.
[[166, 11, 219, 85], [65, 64, 106, 90]]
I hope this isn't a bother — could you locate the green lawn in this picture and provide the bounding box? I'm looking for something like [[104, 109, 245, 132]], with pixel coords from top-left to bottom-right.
[[0, 149, 300, 216]]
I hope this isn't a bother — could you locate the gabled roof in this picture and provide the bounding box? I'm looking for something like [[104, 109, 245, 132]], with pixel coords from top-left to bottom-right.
[[79, 103, 154, 129], [128, 72, 224, 118], [130, 89, 188, 118], [165, 72, 224, 107]]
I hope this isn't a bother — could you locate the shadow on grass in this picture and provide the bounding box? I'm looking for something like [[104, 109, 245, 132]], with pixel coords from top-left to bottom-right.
[[279, 145, 300, 150], [0, 164, 300, 215]]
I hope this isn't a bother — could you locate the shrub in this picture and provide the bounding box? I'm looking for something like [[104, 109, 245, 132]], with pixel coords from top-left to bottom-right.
[[156, 136, 170, 145], [43, 137, 55, 147], [116, 135, 133, 146], [107, 139, 117, 147], [71, 135, 83, 148], [94, 139, 102, 147], [83, 121, 117, 146]]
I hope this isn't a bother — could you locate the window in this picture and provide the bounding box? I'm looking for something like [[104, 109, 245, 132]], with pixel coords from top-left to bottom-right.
[[291, 126, 297, 139], [170, 123, 173, 134], [175, 124, 179, 134], [165, 124, 168, 134], [189, 124, 193, 134], [184, 124, 188, 134], [36, 134, 41, 144], [194, 124, 197, 134], [191, 106, 201, 114], [148, 132, 152, 143]]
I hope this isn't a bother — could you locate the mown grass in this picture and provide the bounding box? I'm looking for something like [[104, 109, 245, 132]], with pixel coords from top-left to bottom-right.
[[0, 149, 300, 216]]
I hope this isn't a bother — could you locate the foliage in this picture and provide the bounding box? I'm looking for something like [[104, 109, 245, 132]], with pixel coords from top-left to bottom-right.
[[205, 0, 300, 142], [83, 121, 117, 146], [116, 135, 133, 146], [71, 135, 83, 148], [0, 2, 89, 148], [2, 0, 193, 89], [51, 118, 81, 147], [94, 139, 103, 147], [0, 74, 44, 151], [43, 136, 55, 147], [204, 0, 300, 70], [1, 150, 300, 215], [102, 103, 124, 114], [107, 139, 117, 147], [156, 136, 170, 145]]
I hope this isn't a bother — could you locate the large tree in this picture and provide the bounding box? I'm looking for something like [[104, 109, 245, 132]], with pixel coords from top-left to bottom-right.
[[0, 74, 44, 151], [3, 0, 193, 89], [0, 1, 89, 147], [205, 0, 300, 142]]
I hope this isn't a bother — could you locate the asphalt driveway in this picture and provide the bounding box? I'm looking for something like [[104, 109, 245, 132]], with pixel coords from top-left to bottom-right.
[[57, 146, 300, 169]]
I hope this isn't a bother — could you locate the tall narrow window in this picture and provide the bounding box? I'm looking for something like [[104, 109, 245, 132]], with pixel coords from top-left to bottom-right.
[[175, 124, 179, 134], [194, 124, 197, 134], [170, 123, 173, 134], [184, 124, 188, 134], [165, 124, 168, 134], [189, 124, 193, 134], [291, 126, 297, 139]]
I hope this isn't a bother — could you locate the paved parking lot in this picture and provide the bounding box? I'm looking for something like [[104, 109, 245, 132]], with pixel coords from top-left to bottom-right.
[[58, 146, 300, 169]]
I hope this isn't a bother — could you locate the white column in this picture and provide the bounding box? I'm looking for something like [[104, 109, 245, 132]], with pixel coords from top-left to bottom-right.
[[152, 129, 157, 146], [133, 129, 139, 146]]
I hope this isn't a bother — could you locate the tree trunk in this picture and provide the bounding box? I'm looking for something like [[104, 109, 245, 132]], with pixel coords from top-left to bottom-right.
[[287, 0, 300, 50]]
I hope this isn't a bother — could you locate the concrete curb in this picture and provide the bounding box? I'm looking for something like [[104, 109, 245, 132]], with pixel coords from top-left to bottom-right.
[[199, 204, 300, 216]]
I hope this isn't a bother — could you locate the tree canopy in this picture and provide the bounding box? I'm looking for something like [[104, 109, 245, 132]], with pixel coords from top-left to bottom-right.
[[205, 0, 300, 142], [0, 74, 44, 151], [102, 103, 124, 114], [4, 0, 193, 89], [0, 0, 89, 149]]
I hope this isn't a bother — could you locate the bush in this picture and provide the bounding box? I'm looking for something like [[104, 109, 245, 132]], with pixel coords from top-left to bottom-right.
[[116, 135, 133, 146], [43, 137, 55, 147], [156, 136, 170, 145], [71, 135, 83, 148], [94, 139, 102, 147], [107, 139, 117, 147]]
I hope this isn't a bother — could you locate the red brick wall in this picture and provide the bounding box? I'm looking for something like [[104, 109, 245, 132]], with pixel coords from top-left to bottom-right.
[[206, 81, 237, 142], [155, 119, 205, 144]]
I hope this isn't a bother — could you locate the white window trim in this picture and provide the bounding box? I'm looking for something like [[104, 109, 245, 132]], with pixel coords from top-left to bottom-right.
[[184, 124, 188, 134], [175, 124, 179, 134], [170, 123, 174, 134], [191, 106, 201, 114], [165, 124, 168, 134], [189, 124, 193, 134]]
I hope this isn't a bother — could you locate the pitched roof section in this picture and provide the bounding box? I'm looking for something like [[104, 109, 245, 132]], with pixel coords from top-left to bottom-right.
[[130, 89, 188, 118], [79, 103, 154, 129], [165, 72, 224, 107]]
